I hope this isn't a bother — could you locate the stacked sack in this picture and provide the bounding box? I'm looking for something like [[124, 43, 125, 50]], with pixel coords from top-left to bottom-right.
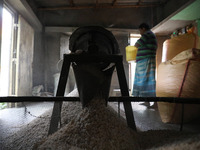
[[157, 43, 200, 123], [157, 26, 200, 124], [162, 33, 200, 62]]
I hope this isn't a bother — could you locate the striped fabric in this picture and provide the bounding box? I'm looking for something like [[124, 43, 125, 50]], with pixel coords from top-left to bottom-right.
[[136, 30, 157, 62], [132, 57, 156, 97]]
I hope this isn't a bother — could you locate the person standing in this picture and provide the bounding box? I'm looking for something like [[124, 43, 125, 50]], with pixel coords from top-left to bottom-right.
[[132, 23, 157, 108]]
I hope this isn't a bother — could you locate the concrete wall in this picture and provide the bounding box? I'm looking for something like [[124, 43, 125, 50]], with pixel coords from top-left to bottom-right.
[[109, 32, 129, 96], [44, 32, 61, 93], [43, 33, 75, 94], [32, 31, 45, 87], [17, 16, 34, 96], [60, 34, 71, 59]]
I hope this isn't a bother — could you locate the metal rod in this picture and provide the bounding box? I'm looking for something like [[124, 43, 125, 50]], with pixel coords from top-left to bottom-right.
[[64, 54, 123, 63], [1, 96, 200, 104]]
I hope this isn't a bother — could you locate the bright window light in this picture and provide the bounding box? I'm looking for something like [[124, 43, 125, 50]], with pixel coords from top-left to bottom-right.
[[0, 8, 13, 96], [128, 35, 140, 95], [130, 34, 140, 45]]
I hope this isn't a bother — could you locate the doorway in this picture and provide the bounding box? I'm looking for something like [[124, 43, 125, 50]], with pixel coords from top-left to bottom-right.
[[129, 34, 140, 95]]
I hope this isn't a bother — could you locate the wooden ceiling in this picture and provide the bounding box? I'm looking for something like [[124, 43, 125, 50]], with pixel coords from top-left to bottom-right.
[[32, 0, 168, 10], [8, 0, 193, 35]]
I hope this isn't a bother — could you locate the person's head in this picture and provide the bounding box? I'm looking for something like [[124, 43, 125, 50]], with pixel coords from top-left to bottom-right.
[[138, 23, 150, 35]]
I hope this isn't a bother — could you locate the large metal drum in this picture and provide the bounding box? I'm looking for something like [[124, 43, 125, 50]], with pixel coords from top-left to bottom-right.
[[69, 26, 120, 107]]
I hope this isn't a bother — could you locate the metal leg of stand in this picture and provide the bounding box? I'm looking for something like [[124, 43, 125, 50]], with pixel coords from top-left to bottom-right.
[[116, 61, 136, 131], [48, 58, 71, 135]]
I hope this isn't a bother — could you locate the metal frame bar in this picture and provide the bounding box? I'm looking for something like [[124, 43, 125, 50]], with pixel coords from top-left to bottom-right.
[[1, 96, 200, 104]]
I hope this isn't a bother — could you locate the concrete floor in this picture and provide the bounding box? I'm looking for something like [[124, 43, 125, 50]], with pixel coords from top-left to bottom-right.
[[0, 101, 200, 143], [0, 102, 54, 140], [112, 102, 200, 133]]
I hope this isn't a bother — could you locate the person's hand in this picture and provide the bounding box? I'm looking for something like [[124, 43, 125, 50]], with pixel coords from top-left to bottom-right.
[[134, 43, 140, 48]]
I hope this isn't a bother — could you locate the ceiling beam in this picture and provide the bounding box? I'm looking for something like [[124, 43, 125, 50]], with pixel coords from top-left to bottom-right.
[[138, 0, 142, 5], [38, 3, 161, 10], [69, 0, 74, 7], [6, 0, 42, 31], [45, 26, 138, 34], [112, 0, 117, 6], [160, 0, 168, 6], [96, 0, 98, 7]]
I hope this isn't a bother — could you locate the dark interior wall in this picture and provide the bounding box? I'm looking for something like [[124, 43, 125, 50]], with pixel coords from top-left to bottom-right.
[[44, 32, 61, 93], [38, 7, 152, 29], [32, 31, 45, 87], [110, 33, 129, 96]]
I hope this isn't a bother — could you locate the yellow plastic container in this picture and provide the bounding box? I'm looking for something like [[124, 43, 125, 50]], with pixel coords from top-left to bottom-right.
[[126, 46, 138, 61]]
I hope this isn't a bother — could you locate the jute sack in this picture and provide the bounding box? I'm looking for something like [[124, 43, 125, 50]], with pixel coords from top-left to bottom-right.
[[162, 33, 199, 62], [157, 49, 200, 124]]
